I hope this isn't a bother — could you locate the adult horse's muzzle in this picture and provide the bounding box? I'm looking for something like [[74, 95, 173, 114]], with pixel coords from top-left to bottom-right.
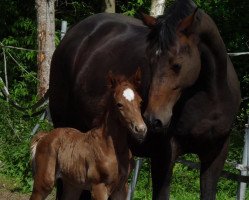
[[143, 111, 172, 132]]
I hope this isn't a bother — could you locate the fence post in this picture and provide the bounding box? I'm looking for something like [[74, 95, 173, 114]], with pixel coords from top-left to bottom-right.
[[237, 117, 249, 200], [61, 20, 67, 40], [127, 158, 143, 200]]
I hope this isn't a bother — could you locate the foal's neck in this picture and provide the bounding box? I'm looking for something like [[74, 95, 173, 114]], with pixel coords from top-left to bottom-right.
[[101, 103, 129, 153]]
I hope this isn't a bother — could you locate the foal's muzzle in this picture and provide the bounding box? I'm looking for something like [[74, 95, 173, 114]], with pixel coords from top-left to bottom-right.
[[130, 123, 147, 142]]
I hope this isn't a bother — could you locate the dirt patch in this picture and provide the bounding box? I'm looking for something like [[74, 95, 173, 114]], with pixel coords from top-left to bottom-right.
[[0, 187, 29, 200], [0, 181, 55, 200]]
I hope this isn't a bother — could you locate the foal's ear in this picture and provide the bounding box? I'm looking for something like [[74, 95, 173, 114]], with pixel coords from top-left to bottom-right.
[[141, 13, 156, 28], [176, 8, 198, 36], [132, 67, 142, 89], [107, 71, 117, 88]]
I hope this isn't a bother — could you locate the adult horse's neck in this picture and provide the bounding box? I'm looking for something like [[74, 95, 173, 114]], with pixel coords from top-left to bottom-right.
[[197, 11, 228, 89]]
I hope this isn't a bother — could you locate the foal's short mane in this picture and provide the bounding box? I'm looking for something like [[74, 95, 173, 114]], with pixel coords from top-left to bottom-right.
[[147, 0, 196, 55], [92, 74, 131, 127]]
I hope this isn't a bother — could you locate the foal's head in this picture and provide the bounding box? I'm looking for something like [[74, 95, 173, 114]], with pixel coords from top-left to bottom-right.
[[108, 68, 147, 141]]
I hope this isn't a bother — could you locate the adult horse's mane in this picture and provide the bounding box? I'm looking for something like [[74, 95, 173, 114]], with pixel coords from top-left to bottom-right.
[[148, 0, 196, 54]]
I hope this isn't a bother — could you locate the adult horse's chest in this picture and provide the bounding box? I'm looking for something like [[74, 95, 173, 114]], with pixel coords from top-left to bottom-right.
[[173, 89, 234, 139]]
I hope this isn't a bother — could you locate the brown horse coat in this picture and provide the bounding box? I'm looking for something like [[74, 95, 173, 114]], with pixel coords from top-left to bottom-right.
[[31, 74, 146, 200]]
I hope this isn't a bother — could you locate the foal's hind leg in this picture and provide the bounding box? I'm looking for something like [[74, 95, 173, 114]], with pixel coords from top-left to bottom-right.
[[199, 137, 229, 200], [30, 171, 55, 200], [30, 154, 56, 200]]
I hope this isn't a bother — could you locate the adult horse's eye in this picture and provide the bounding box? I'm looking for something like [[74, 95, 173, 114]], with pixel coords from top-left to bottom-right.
[[117, 103, 123, 109], [171, 63, 181, 73]]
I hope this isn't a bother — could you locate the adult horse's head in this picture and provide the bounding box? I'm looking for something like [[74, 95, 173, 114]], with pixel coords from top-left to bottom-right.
[[143, 5, 201, 130], [108, 68, 147, 142]]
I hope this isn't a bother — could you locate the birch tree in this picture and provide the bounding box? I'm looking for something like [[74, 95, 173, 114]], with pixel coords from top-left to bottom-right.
[[36, 0, 55, 97], [102, 0, 115, 13], [150, 0, 166, 17]]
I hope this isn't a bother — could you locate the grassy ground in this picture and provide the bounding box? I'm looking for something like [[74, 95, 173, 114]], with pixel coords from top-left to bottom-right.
[[132, 156, 249, 200], [0, 162, 249, 200], [0, 175, 28, 200]]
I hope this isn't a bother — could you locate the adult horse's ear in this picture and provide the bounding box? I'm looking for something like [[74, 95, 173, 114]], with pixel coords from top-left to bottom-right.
[[107, 71, 117, 88], [176, 8, 198, 36], [141, 13, 156, 28], [132, 67, 142, 89]]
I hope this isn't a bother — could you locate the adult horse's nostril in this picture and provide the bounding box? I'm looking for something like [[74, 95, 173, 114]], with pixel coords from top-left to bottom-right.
[[153, 119, 163, 129], [143, 112, 153, 125]]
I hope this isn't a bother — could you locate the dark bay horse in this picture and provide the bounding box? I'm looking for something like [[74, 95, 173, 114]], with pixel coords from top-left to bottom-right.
[[30, 70, 146, 200], [49, 0, 241, 199]]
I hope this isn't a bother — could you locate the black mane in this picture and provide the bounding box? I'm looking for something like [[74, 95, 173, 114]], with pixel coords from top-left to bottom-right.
[[148, 0, 196, 55]]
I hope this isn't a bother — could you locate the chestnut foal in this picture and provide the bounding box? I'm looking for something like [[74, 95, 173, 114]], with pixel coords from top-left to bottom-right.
[[30, 70, 147, 200]]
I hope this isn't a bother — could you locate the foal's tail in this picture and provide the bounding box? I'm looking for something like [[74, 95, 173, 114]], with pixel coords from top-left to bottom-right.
[[30, 132, 48, 174]]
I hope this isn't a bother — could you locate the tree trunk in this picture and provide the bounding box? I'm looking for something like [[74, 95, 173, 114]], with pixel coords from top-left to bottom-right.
[[150, 0, 166, 17], [102, 0, 115, 13], [36, 0, 55, 97]]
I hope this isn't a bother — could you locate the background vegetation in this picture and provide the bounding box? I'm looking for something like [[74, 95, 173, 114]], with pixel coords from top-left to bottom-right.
[[0, 0, 249, 199]]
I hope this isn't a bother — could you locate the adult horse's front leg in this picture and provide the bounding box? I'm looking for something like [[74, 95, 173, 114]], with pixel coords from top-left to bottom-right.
[[151, 137, 179, 200], [199, 136, 229, 200]]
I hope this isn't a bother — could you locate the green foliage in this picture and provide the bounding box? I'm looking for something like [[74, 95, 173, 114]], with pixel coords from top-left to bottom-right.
[[0, 99, 52, 193], [117, 0, 151, 17]]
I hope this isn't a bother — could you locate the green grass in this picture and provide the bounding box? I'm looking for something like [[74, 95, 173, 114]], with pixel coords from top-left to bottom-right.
[[132, 153, 248, 200]]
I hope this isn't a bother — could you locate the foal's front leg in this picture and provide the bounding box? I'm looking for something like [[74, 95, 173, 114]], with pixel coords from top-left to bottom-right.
[[91, 183, 109, 200]]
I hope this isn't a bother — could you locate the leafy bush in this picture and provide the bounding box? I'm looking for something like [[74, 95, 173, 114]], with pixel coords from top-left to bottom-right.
[[0, 99, 52, 193]]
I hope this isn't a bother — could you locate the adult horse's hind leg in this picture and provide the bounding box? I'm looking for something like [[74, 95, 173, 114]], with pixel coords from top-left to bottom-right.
[[199, 136, 229, 200], [151, 137, 179, 200]]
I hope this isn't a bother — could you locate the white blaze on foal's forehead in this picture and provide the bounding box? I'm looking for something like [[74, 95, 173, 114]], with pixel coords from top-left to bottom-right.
[[123, 88, 135, 102]]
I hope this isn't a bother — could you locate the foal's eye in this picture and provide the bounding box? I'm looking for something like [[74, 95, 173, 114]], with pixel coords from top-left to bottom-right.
[[116, 103, 123, 109], [171, 63, 181, 73]]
